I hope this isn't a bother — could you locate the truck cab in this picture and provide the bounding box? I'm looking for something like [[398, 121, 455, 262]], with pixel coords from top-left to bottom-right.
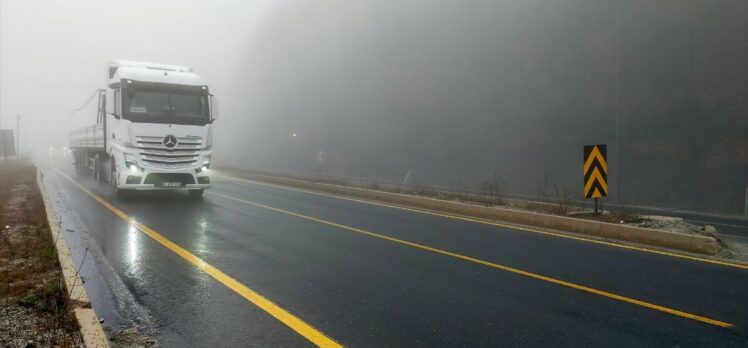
[[71, 60, 216, 198]]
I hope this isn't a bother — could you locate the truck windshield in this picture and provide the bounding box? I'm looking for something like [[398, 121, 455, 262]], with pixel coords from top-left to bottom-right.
[[123, 88, 210, 125]]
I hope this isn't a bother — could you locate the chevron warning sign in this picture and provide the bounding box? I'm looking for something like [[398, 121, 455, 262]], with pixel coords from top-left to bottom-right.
[[583, 144, 608, 199]]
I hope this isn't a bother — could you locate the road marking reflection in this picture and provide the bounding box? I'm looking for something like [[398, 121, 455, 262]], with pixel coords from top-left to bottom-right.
[[52, 168, 342, 348], [209, 190, 735, 329]]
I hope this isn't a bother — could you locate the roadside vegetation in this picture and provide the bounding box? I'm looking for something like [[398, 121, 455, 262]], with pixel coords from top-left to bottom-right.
[[0, 161, 82, 347]]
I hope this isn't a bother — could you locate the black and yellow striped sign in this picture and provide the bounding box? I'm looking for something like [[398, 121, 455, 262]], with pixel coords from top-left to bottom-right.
[[583, 144, 608, 199]]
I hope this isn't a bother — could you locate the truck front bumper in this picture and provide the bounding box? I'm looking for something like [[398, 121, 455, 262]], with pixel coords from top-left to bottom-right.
[[118, 183, 212, 190], [118, 168, 212, 190]]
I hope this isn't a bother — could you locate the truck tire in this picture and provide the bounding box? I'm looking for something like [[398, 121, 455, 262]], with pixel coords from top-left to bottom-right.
[[75, 151, 84, 176], [116, 188, 131, 199], [94, 156, 101, 183], [189, 189, 204, 199], [111, 159, 129, 198], [74, 152, 81, 176]]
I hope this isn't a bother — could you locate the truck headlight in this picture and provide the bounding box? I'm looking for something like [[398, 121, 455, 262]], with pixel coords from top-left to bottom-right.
[[124, 153, 143, 172], [196, 157, 210, 173]]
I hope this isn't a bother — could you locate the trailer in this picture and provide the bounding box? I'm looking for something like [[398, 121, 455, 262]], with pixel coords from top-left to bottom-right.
[[69, 61, 217, 198]]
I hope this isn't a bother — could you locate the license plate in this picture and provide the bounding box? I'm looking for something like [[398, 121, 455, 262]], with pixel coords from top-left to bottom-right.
[[161, 182, 181, 187]]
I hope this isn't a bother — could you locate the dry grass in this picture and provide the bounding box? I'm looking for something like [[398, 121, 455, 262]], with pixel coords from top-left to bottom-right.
[[525, 201, 568, 215], [572, 211, 643, 224], [0, 161, 83, 347]]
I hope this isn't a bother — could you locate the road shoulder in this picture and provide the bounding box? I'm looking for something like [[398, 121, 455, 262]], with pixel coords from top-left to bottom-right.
[[38, 168, 111, 347]]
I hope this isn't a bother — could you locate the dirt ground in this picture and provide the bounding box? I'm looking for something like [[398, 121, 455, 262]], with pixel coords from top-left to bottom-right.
[[0, 161, 83, 347], [106, 326, 158, 348]]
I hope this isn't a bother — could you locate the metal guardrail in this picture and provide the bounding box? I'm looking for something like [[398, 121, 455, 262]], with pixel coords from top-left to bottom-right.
[[69, 123, 105, 150]]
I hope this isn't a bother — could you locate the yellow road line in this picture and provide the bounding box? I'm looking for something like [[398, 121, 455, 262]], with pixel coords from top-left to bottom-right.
[[215, 174, 748, 271], [208, 190, 735, 329], [51, 168, 342, 348]]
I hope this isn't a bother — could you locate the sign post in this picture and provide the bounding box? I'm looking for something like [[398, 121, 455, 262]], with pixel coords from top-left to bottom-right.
[[0, 129, 16, 163], [16, 114, 20, 159], [583, 144, 608, 215]]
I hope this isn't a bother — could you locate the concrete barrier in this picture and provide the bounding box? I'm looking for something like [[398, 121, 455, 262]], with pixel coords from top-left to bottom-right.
[[223, 171, 720, 255], [37, 170, 110, 348]]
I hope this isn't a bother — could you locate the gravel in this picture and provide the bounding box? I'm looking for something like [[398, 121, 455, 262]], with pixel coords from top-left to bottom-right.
[[1, 162, 83, 347]]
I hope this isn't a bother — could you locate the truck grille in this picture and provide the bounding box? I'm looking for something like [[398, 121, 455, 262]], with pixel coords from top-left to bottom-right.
[[136, 136, 202, 169]]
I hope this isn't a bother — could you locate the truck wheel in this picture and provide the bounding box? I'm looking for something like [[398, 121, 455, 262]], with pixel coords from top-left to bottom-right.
[[111, 160, 126, 198], [74, 152, 82, 176], [116, 188, 131, 199], [94, 156, 101, 183], [189, 189, 204, 199]]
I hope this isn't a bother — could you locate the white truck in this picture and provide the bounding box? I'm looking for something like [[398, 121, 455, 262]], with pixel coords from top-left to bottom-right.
[[69, 60, 216, 198]]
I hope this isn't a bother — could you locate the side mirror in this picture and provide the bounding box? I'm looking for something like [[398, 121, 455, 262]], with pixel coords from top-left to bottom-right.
[[210, 96, 219, 122], [112, 89, 122, 119]]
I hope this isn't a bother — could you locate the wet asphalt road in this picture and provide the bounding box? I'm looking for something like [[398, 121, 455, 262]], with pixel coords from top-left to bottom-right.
[[40, 163, 748, 347]]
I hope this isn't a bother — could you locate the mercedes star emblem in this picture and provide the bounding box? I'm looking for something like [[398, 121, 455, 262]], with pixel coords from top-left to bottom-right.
[[163, 135, 178, 148]]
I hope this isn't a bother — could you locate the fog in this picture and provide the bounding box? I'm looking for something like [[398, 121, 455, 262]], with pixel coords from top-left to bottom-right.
[[2, 1, 746, 214], [0, 0, 274, 150]]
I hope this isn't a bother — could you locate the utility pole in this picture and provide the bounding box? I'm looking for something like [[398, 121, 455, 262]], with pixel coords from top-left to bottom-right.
[[0, 1, 3, 165], [613, 2, 621, 204], [16, 113, 19, 159]]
